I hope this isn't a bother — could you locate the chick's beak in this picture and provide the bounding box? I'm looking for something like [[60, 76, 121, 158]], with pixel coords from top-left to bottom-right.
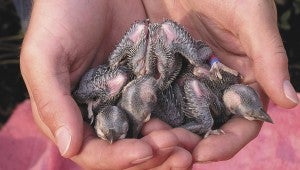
[[255, 109, 274, 124], [107, 129, 117, 144]]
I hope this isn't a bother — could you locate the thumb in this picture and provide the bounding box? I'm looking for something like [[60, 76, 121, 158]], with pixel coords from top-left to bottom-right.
[[238, 1, 299, 108], [20, 42, 83, 158], [30, 91, 84, 158]]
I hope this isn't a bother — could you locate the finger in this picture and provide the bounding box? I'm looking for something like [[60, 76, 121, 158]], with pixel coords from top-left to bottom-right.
[[236, 0, 299, 108], [21, 69, 83, 158], [141, 118, 172, 135], [248, 83, 270, 109], [28, 93, 83, 158], [71, 124, 154, 170], [152, 147, 193, 170], [142, 119, 201, 153], [127, 130, 180, 170], [20, 35, 83, 157], [193, 117, 262, 162], [171, 128, 202, 152]]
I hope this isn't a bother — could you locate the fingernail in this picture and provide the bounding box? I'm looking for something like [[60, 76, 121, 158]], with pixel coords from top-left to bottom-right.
[[197, 160, 213, 164], [172, 168, 191, 170], [55, 126, 71, 156], [194, 153, 213, 163], [283, 80, 299, 104], [159, 146, 175, 154], [131, 155, 153, 164]]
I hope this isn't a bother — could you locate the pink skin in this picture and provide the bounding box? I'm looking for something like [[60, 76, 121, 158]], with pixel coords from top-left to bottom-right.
[[190, 79, 205, 98], [128, 24, 148, 42], [106, 73, 128, 98], [161, 24, 176, 45]]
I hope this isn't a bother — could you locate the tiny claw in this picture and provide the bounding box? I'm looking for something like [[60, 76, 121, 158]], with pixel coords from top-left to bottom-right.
[[89, 117, 94, 125], [209, 57, 223, 79], [204, 129, 225, 138], [87, 103, 94, 125], [211, 63, 223, 79], [216, 70, 223, 80], [145, 18, 150, 24]]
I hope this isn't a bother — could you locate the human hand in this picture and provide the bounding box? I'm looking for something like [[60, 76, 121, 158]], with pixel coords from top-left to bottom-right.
[[142, 0, 299, 163], [20, 0, 192, 169]]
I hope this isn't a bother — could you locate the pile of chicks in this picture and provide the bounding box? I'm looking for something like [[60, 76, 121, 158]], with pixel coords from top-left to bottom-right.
[[73, 19, 273, 143]]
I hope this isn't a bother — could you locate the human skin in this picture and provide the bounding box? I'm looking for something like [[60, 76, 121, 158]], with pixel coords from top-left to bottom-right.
[[20, 0, 298, 169]]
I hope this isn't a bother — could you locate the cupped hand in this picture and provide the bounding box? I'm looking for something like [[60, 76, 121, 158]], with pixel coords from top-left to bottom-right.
[[20, 0, 192, 169], [20, 0, 299, 168], [142, 0, 299, 163]]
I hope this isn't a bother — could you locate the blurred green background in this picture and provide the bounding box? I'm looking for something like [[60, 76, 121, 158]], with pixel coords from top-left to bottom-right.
[[0, 0, 299, 128]]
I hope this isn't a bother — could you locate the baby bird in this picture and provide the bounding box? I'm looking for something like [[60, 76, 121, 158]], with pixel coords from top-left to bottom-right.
[[93, 105, 129, 143], [73, 65, 130, 124], [118, 75, 158, 138], [223, 84, 273, 123], [180, 77, 215, 135], [180, 55, 273, 136], [207, 58, 273, 124]]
